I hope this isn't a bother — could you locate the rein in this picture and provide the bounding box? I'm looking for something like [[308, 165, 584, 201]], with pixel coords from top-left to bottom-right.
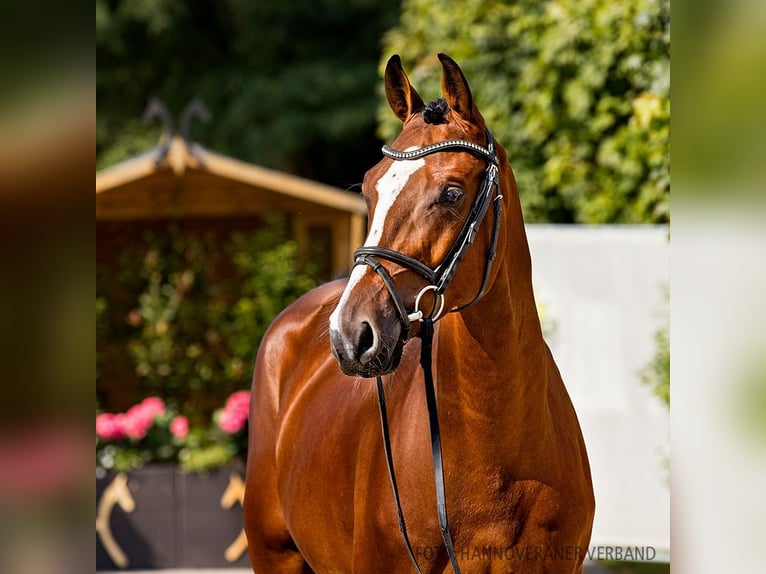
[[358, 128, 502, 574]]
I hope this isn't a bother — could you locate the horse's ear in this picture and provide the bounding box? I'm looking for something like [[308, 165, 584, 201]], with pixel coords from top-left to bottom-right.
[[385, 55, 425, 122], [438, 53, 475, 122]]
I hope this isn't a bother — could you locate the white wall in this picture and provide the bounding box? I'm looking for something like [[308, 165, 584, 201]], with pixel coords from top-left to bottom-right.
[[526, 225, 669, 555]]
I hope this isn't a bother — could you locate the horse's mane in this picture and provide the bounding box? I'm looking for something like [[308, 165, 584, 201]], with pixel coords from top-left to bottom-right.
[[422, 98, 450, 124]]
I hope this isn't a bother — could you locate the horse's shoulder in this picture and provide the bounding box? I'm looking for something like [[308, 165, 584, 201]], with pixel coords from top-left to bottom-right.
[[252, 278, 347, 421], [266, 278, 346, 340], [255, 278, 346, 376]]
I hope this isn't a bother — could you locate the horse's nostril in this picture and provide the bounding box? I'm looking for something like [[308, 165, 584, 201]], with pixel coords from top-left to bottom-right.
[[358, 321, 375, 358]]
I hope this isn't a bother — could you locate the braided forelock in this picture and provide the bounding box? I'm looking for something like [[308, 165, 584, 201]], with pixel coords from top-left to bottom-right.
[[422, 98, 450, 124]]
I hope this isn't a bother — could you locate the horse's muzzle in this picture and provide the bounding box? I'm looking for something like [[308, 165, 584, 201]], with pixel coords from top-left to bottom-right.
[[329, 318, 404, 378]]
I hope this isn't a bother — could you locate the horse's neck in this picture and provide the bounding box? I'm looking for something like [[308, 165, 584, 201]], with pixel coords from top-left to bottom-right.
[[435, 212, 551, 451]]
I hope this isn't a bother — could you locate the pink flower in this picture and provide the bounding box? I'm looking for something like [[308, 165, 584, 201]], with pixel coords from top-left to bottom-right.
[[139, 397, 166, 418], [218, 409, 244, 434], [218, 390, 250, 434], [227, 391, 250, 418], [123, 405, 155, 440], [112, 397, 166, 440], [96, 413, 126, 441], [169, 415, 189, 440]]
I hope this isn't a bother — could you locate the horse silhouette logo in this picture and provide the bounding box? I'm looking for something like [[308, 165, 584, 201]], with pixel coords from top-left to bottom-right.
[[96, 473, 136, 569], [220, 472, 248, 562]]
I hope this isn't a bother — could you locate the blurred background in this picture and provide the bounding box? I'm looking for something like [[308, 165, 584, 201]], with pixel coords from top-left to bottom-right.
[[93, 0, 671, 573]]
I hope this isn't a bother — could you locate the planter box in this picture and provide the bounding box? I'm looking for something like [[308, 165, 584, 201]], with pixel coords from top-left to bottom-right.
[[96, 464, 250, 570]]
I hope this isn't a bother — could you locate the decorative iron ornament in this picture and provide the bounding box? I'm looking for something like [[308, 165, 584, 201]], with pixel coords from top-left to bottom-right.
[[142, 97, 211, 166]]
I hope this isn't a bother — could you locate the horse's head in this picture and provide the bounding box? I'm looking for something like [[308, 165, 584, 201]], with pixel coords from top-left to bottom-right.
[[330, 54, 508, 378]]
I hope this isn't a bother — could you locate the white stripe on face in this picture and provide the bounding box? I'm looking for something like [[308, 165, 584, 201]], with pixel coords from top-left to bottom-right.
[[330, 154, 425, 332]]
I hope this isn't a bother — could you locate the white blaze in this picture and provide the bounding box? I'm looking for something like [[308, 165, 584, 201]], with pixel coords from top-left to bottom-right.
[[329, 153, 425, 332]]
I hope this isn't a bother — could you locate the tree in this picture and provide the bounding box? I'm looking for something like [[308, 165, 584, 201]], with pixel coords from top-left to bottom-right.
[[379, 0, 669, 223], [97, 0, 401, 186]]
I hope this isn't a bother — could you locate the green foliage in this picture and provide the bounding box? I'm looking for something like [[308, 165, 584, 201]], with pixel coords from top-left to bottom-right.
[[96, 0, 402, 183], [641, 322, 669, 407], [224, 228, 317, 360], [177, 416, 247, 473], [98, 215, 316, 425], [179, 441, 235, 473], [641, 287, 669, 408], [380, 0, 669, 223]]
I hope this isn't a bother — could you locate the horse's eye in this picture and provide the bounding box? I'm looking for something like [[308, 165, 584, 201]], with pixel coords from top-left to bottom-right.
[[439, 187, 464, 206]]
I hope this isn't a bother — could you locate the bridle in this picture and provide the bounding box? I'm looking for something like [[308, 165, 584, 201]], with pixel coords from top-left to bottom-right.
[[354, 126, 503, 331], [352, 127, 503, 574]]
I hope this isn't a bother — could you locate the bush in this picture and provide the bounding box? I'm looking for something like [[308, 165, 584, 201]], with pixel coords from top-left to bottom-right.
[[380, 0, 669, 223], [97, 214, 317, 426]]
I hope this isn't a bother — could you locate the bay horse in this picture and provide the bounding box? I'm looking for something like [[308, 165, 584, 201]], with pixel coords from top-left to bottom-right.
[[244, 54, 594, 573]]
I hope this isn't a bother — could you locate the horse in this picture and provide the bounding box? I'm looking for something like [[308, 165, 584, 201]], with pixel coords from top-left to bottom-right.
[[96, 472, 136, 569], [243, 53, 594, 573]]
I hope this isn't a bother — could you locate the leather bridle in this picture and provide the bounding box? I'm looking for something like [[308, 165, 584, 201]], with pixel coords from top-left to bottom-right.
[[354, 127, 503, 332], [353, 128, 503, 574]]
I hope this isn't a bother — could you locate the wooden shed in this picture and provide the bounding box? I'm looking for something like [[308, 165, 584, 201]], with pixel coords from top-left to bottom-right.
[[96, 135, 367, 279]]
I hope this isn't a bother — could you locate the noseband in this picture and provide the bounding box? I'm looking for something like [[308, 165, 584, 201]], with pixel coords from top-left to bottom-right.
[[355, 128, 503, 574], [353, 127, 503, 331]]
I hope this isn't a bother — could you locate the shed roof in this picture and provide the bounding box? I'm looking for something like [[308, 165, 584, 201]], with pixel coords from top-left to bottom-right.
[[96, 136, 367, 220]]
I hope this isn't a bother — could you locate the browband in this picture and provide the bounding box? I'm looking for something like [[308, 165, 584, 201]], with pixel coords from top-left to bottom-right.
[[382, 137, 498, 166]]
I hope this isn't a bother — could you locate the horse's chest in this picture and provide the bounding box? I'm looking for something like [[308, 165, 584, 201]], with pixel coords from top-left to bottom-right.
[[274, 382, 371, 515]]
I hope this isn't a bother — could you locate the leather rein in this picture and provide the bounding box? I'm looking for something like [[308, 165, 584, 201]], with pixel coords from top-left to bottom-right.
[[353, 128, 502, 574]]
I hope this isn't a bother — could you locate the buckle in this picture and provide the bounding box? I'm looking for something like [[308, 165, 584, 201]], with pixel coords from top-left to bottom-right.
[[408, 285, 446, 323]]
